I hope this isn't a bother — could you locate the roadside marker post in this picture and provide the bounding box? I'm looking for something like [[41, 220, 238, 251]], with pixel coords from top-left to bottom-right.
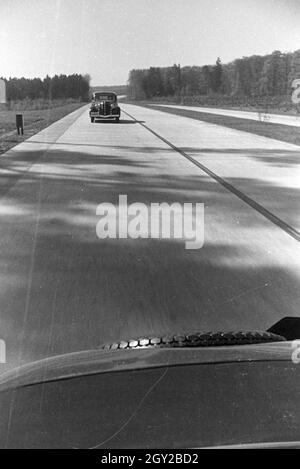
[[16, 113, 24, 135], [0, 79, 6, 105], [0, 79, 6, 110]]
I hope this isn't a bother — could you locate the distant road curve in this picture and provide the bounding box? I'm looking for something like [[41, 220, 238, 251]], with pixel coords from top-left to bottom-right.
[[152, 104, 300, 128]]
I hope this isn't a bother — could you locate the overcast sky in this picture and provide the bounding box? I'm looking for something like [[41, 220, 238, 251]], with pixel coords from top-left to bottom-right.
[[1, 0, 299, 85]]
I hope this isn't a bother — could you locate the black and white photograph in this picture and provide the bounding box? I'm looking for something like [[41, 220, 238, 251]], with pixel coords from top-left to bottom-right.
[[0, 0, 300, 452]]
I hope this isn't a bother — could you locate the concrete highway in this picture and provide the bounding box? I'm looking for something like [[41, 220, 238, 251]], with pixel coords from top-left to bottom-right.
[[0, 103, 299, 372], [154, 103, 300, 127]]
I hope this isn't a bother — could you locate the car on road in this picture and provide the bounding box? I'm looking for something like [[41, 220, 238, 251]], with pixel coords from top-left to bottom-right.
[[89, 91, 121, 123]]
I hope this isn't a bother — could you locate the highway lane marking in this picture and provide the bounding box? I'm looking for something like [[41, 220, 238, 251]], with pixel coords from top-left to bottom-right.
[[122, 108, 300, 243]]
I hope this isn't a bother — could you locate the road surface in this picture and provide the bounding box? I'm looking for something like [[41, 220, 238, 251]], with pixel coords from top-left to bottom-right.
[[0, 103, 299, 372], [153, 103, 300, 127]]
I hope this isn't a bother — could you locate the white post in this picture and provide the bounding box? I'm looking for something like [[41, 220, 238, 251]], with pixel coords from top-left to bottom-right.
[[0, 339, 6, 364], [0, 79, 6, 105]]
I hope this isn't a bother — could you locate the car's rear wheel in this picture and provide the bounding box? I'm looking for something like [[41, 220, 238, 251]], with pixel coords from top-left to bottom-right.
[[115, 117, 119, 123], [91, 117, 95, 123]]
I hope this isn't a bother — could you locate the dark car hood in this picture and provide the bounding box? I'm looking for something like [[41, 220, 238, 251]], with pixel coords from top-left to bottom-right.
[[0, 341, 294, 391], [0, 342, 299, 449]]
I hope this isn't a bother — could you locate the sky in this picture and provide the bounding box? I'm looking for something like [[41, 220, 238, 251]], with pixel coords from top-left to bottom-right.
[[0, 0, 300, 85]]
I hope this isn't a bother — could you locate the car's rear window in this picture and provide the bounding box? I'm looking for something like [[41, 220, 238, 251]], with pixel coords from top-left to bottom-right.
[[93, 93, 115, 100]]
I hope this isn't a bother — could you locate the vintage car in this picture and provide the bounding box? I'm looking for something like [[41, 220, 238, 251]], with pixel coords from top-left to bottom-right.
[[89, 91, 121, 122]]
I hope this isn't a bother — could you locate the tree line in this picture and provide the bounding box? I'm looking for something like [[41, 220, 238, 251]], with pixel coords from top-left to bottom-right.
[[128, 50, 300, 103], [1, 74, 91, 102]]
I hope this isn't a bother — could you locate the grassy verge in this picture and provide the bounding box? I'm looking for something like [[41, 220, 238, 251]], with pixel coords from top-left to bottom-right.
[[128, 101, 300, 147], [6, 98, 83, 111], [126, 95, 299, 116], [0, 102, 85, 155]]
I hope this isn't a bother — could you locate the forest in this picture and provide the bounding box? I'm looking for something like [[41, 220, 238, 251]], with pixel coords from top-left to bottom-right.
[[1, 73, 91, 102], [127, 49, 300, 109]]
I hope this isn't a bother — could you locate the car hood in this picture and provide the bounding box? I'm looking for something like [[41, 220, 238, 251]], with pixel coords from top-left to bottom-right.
[[0, 341, 294, 392], [0, 341, 299, 449]]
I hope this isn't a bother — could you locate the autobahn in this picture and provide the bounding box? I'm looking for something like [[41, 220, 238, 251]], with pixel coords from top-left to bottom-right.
[[0, 103, 299, 371]]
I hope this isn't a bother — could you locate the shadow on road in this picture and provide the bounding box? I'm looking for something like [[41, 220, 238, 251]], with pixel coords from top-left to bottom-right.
[[92, 119, 145, 124], [0, 142, 299, 371]]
